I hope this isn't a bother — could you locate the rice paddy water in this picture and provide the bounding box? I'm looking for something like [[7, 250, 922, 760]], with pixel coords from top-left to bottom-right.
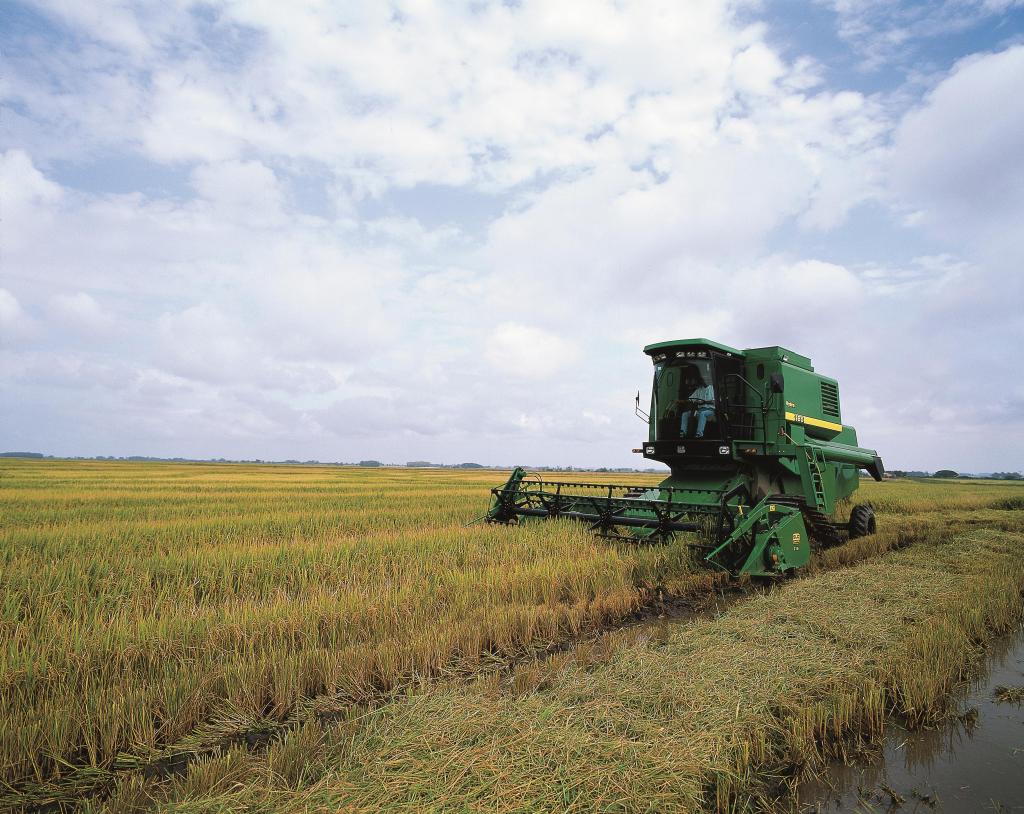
[[794, 624, 1024, 813]]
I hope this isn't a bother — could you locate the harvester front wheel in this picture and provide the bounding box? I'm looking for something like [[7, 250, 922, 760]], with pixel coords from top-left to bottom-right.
[[848, 504, 877, 539]]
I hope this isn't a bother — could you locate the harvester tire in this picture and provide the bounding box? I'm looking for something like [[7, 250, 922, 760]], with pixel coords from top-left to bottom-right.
[[848, 504, 876, 539]]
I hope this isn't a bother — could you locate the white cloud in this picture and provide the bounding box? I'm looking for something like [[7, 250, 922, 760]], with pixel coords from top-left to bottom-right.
[[141, 70, 266, 164], [582, 409, 612, 427], [859, 254, 969, 296], [33, 0, 152, 54], [0, 2, 1021, 470], [1, 1, 782, 193], [190, 160, 286, 225], [0, 289, 23, 325], [0, 149, 63, 208], [0, 289, 34, 345], [156, 302, 255, 384], [818, 0, 1024, 67], [49, 292, 114, 335], [890, 46, 1024, 246], [485, 323, 579, 380], [732, 42, 787, 96], [752, 258, 862, 302], [0, 151, 65, 261]]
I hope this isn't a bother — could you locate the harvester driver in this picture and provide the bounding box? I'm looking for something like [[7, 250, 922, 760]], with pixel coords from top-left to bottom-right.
[[678, 373, 715, 438]]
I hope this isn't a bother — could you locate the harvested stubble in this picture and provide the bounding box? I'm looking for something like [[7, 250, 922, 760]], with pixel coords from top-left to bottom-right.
[[95, 526, 1024, 814]]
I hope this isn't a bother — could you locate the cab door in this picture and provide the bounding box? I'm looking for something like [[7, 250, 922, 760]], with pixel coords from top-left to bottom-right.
[[653, 364, 681, 441], [713, 353, 746, 440]]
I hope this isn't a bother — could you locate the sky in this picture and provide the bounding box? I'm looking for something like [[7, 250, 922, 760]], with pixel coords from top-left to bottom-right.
[[1, 0, 1023, 472]]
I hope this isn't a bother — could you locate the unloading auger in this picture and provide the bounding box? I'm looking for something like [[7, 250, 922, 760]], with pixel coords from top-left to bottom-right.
[[484, 339, 884, 577]]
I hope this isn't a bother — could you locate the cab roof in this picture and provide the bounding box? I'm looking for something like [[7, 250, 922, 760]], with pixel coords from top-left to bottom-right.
[[643, 338, 744, 357], [643, 339, 816, 371]]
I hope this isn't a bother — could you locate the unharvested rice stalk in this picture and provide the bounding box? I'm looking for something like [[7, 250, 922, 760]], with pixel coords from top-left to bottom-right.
[[85, 526, 1024, 814], [2, 460, 1023, 811], [1, 462, 680, 790]]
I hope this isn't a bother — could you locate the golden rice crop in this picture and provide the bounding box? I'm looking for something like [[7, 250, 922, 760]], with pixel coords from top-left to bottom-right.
[[1, 459, 1022, 809], [0, 460, 687, 794], [95, 524, 1024, 814]]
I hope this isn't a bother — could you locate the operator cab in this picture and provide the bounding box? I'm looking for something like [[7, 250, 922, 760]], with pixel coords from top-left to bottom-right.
[[653, 357, 718, 439], [643, 340, 746, 462]]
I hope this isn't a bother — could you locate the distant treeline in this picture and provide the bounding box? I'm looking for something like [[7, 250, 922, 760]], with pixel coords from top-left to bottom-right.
[[888, 470, 1022, 480], [0, 454, 663, 473], [7, 453, 1016, 479]]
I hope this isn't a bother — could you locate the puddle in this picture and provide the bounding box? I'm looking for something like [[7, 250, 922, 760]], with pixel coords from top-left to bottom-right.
[[795, 625, 1024, 813]]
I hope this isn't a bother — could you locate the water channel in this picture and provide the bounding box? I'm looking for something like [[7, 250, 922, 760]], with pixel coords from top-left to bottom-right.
[[794, 625, 1024, 813]]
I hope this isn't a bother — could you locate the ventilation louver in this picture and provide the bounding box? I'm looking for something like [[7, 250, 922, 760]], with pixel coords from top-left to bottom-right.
[[820, 381, 840, 418]]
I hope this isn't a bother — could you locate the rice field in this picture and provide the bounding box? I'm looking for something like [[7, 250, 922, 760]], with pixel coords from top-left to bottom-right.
[[110, 525, 1023, 814], [2, 459, 1023, 812]]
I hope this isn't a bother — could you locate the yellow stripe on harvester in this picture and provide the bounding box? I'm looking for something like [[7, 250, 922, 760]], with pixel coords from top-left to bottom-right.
[[784, 411, 843, 432]]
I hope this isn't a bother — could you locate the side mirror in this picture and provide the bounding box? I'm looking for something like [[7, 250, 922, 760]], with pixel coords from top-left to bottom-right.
[[769, 373, 785, 393], [634, 390, 650, 424]]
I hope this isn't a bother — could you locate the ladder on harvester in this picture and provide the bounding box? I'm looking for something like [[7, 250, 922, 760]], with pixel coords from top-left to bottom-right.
[[805, 446, 828, 513], [788, 445, 842, 547]]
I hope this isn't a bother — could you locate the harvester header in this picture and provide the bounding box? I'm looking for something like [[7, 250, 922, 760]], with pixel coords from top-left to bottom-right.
[[485, 338, 883, 577]]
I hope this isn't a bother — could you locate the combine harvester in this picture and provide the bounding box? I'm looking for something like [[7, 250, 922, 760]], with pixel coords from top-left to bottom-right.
[[485, 339, 884, 577]]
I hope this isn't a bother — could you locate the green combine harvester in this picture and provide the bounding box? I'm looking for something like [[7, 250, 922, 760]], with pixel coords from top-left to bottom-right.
[[486, 339, 884, 577]]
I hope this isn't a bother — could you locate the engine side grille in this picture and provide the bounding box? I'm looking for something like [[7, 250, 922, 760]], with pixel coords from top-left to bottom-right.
[[820, 381, 840, 418]]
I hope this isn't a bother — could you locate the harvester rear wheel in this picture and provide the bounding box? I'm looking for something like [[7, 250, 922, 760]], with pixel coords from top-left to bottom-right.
[[848, 504, 876, 539]]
